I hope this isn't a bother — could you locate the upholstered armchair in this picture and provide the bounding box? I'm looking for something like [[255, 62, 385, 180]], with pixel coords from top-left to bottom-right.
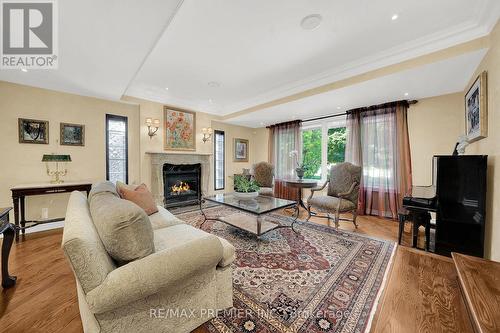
[[306, 162, 362, 229], [252, 161, 275, 197]]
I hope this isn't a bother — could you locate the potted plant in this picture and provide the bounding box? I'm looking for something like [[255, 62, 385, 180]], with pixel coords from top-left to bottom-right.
[[289, 150, 305, 179], [233, 175, 260, 200]]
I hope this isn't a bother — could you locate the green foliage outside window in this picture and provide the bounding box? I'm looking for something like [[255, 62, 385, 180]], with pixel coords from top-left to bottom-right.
[[301, 127, 346, 179]]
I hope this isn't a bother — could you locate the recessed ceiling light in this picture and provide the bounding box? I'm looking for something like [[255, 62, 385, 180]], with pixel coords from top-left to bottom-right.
[[336, 106, 341, 110], [165, 87, 169, 90], [391, 14, 399, 21], [301, 14, 322, 30], [404, 92, 409, 96], [208, 81, 221, 88], [21, 68, 28, 72], [260, 122, 265, 126], [208, 98, 213, 103]]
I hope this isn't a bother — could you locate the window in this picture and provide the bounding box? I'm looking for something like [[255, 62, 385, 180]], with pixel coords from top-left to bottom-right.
[[301, 127, 322, 179], [106, 114, 128, 183], [214, 130, 225, 190], [301, 117, 347, 180]]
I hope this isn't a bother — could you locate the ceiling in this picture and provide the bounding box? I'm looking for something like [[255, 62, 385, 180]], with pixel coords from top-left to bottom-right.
[[0, 0, 183, 100], [0, 0, 499, 126], [225, 49, 487, 127]]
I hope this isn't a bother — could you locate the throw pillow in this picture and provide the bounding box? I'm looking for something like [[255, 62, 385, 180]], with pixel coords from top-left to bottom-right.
[[116, 181, 138, 197], [89, 188, 155, 264], [119, 183, 159, 216]]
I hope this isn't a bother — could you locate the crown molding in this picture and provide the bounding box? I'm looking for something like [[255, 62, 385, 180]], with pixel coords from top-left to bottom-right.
[[222, 19, 494, 118]]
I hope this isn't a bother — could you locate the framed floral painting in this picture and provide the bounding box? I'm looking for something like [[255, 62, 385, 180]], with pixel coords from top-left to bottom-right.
[[164, 107, 196, 151], [465, 71, 488, 142]]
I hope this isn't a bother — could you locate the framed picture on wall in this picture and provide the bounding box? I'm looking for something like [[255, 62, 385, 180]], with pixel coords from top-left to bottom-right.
[[60, 123, 85, 146], [18, 118, 49, 144], [164, 107, 196, 151], [234, 138, 249, 162], [465, 71, 487, 142]]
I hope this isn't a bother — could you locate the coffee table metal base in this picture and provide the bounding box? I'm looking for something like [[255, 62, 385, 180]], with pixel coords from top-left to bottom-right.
[[199, 201, 299, 237]]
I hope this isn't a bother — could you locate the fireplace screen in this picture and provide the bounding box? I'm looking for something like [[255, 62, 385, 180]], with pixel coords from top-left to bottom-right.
[[163, 163, 201, 208]]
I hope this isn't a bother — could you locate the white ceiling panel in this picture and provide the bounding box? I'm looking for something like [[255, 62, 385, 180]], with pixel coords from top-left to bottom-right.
[[225, 49, 487, 128]]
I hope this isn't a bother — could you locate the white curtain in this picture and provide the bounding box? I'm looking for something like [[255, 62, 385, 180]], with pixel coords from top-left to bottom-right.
[[269, 120, 301, 179]]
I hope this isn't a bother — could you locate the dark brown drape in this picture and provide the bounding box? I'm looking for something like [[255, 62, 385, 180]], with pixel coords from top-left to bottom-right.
[[345, 101, 412, 218]]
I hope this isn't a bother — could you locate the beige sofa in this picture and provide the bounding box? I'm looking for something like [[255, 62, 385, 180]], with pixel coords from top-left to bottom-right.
[[62, 190, 235, 333]]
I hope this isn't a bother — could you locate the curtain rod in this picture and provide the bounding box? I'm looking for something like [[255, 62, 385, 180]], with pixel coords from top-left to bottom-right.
[[301, 100, 418, 124]]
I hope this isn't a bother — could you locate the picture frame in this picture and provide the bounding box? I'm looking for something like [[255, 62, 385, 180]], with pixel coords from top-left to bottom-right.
[[164, 107, 196, 151], [234, 138, 249, 162], [465, 71, 488, 143], [18, 118, 49, 144], [60, 123, 85, 146]]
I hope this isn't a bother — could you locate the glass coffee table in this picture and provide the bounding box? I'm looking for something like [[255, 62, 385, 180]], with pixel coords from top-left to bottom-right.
[[200, 194, 299, 237]]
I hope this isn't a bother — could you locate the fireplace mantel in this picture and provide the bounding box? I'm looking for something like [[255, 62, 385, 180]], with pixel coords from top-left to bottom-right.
[[147, 151, 212, 205], [146, 151, 213, 156]]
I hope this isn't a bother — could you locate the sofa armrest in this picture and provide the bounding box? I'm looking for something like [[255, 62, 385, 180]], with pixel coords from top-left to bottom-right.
[[85, 234, 223, 314]]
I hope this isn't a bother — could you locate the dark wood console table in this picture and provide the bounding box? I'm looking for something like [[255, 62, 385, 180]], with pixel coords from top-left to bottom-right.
[[1, 207, 16, 288], [11, 182, 92, 242]]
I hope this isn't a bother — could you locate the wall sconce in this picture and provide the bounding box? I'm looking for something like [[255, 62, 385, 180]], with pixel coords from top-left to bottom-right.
[[42, 154, 71, 184], [146, 118, 160, 139], [202, 127, 213, 143]]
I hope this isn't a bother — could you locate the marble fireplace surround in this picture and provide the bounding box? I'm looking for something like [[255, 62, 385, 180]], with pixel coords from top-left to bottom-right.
[[146, 151, 212, 206]]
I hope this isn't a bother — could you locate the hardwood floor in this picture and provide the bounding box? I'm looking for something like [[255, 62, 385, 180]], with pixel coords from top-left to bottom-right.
[[0, 209, 415, 333]]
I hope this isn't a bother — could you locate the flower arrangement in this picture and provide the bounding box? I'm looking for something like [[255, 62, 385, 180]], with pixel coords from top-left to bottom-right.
[[289, 150, 305, 179]]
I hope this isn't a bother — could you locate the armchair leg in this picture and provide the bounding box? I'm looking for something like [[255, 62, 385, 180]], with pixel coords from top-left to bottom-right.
[[326, 213, 331, 227], [352, 211, 358, 229], [334, 212, 340, 229], [306, 205, 312, 222]]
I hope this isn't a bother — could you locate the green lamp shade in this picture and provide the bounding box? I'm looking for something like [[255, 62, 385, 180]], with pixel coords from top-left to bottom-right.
[[42, 154, 72, 162]]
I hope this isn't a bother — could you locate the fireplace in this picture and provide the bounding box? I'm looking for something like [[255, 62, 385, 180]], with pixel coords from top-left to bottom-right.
[[163, 163, 201, 208]]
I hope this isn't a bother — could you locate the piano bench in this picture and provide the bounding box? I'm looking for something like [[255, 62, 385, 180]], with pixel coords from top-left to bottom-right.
[[398, 208, 432, 251]]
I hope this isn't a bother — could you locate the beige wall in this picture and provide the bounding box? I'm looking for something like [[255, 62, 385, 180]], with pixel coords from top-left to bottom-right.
[[0, 81, 141, 221], [408, 93, 464, 186], [464, 21, 500, 261], [121, 96, 269, 193]]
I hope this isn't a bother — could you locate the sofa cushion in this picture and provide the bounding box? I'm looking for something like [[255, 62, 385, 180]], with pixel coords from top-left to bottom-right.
[[154, 224, 235, 268], [89, 186, 155, 264], [88, 181, 119, 202], [149, 206, 184, 230], [118, 183, 158, 216]]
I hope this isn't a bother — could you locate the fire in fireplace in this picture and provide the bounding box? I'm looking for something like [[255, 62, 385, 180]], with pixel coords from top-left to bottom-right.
[[163, 163, 201, 208]]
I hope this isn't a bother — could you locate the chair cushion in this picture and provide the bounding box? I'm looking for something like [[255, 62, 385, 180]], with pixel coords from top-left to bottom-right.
[[258, 187, 274, 197], [89, 187, 155, 265], [154, 224, 235, 268], [118, 183, 159, 216], [308, 196, 357, 212], [149, 206, 184, 230]]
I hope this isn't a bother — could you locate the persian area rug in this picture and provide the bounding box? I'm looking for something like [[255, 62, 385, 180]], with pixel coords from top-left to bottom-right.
[[178, 206, 395, 333]]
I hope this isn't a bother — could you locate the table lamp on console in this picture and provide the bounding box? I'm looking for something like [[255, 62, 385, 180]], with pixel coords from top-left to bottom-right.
[[42, 154, 72, 184]]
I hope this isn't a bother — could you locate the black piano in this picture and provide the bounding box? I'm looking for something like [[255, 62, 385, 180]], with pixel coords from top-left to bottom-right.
[[403, 155, 487, 257]]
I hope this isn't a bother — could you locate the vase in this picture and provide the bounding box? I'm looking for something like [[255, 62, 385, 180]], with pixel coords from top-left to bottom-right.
[[296, 168, 305, 179]]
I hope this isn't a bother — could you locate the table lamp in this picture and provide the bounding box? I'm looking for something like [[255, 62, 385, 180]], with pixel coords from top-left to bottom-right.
[[42, 154, 71, 183]]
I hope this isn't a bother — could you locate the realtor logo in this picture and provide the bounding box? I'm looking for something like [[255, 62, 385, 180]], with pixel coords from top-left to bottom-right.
[[1, 0, 58, 69]]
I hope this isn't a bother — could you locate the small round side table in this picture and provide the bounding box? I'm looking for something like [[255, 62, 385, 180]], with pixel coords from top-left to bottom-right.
[[283, 179, 318, 210]]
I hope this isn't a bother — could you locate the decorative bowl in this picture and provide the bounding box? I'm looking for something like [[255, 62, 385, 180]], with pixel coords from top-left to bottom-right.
[[233, 191, 259, 201]]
